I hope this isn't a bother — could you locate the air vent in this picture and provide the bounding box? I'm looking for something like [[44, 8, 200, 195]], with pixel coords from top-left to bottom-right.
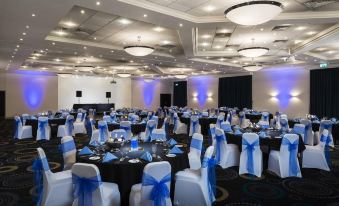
[[272, 24, 292, 31], [273, 39, 288, 43], [303, 0, 337, 9], [215, 33, 231, 38]]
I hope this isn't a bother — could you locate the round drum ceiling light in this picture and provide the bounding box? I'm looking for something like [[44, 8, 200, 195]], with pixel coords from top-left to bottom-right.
[[124, 46, 154, 57], [224, 1, 283, 26], [238, 47, 269, 58], [243, 64, 263, 72], [116, 72, 131, 78]]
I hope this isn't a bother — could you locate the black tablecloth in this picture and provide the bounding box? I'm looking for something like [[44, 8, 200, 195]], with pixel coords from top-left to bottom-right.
[[25, 118, 66, 137], [77, 142, 189, 205], [288, 120, 338, 144], [226, 130, 306, 153], [180, 117, 217, 135], [245, 113, 273, 123]]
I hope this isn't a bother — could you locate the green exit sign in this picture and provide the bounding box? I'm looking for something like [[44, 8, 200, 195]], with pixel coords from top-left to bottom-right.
[[320, 63, 328, 68]]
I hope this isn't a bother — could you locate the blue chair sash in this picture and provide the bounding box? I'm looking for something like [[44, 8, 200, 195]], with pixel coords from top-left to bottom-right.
[[242, 138, 259, 175], [191, 120, 198, 133], [38, 120, 48, 140], [215, 134, 226, 164], [321, 122, 332, 130], [320, 134, 332, 168], [147, 125, 156, 141], [202, 157, 216, 202], [173, 117, 178, 132], [14, 118, 21, 139], [239, 115, 244, 126], [98, 124, 107, 142], [228, 115, 232, 124], [72, 174, 102, 206], [263, 114, 269, 121], [61, 140, 76, 153], [282, 138, 299, 176], [304, 124, 311, 144], [142, 173, 171, 206], [81, 113, 85, 121], [190, 138, 202, 151], [32, 158, 47, 206], [66, 118, 74, 136]]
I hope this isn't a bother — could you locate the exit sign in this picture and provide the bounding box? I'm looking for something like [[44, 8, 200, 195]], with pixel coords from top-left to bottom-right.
[[320, 63, 328, 68]]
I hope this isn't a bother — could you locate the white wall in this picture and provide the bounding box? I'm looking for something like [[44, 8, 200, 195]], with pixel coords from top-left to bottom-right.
[[58, 75, 131, 109], [5, 71, 58, 117], [131, 78, 172, 110]]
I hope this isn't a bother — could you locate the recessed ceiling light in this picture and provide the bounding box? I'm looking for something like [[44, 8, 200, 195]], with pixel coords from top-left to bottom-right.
[[55, 58, 61, 62], [143, 14, 148, 17], [214, 45, 222, 49], [22, 32, 26, 35], [11, 56, 14, 58], [19, 38, 23, 41], [83, 46, 87, 49], [80, 10, 85, 14], [110, 50, 114, 53], [31, 13, 36, 17], [201, 34, 211, 39], [55, 29, 67, 36], [42, 67, 47, 70], [118, 18, 132, 25], [63, 21, 77, 28], [204, 5, 216, 12], [59, 68, 63, 71], [307, 31, 316, 35], [179, 23, 183, 27], [16, 45, 20, 48], [31, 56, 37, 60], [294, 40, 302, 44], [96, 1, 101, 6], [295, 26, 306, 31], [93, 37, 97, 40], [26, 25, 30, 29], [14, 49, 18, 51], [328, 50, 335, 54], [260, 28, 264, 31], [201, 42, 209, 47], [162, 40, 170, 44], [130, 60, 134, 63], [153, 27, 164, 32]]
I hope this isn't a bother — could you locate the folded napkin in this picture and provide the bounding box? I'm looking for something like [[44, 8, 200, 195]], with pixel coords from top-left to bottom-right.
[[79, 146, 93, 155], [102, 152, 118, 163], [234, 130, 243, 136], [168, 138, 177, 146], [258, 131, 267, 138], [89, 140, 99, 147], [140, 151, 153, 162], [169, 146, 183, 154]]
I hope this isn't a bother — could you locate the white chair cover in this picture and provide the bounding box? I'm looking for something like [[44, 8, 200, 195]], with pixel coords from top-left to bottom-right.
[[173, 113, 187, 134], [216, 115, 224, 128], [150, 129, 166, 141], [129, 161, 172, 206], [258, 112, 270, 129], [268, 134, 302, 178], [60, 136, 76, 170], [120, 121, 132, 140], [34, 148, 73, 206], [188, 133, 203, 170], [22, 113, 30, 125], [300, 119, 314, 146], [74, 113, 87, 134], [151, 116, 159, 127], [140, 120, 157, 142], [111, 129, 127, 139], [97, 121, 109, 143], [57, 115, 74, 137], [189, 115, 201, 136], [174, 146, 215, 206], [72, 163, 120, 206], [315, 120, 334, 147], [14, 116, 32, 139], [103, 115, 112, 123], [293, 124, 305, 141], [37, 117, 51, 141], [239, 133, 262, 177]]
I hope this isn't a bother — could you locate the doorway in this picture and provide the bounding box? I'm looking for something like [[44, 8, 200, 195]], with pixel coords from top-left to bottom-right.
[[0, 91, 5, 118], [160, 94, 171, 107]]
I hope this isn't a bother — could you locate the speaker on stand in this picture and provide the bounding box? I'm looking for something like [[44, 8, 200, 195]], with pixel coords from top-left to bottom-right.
[[106, 92, 111, 103], [76, 91, 82, 104]]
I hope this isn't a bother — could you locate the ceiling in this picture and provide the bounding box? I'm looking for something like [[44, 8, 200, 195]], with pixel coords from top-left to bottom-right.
[[1, 0, 339, 78]]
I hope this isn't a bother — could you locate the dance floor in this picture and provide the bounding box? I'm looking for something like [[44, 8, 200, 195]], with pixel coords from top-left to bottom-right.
[[0, 119, 338, 205]]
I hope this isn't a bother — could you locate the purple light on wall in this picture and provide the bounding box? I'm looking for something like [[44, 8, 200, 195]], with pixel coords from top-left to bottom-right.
[[142, 80, 157, 108], [190, 76, 213, 108]]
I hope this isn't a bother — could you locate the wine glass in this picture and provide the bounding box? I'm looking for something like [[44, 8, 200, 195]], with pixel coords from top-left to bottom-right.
[[151, 144, 157, 158]]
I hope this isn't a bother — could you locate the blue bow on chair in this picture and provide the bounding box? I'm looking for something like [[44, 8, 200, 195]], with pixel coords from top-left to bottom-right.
[[38, 120, 48, 140], [202, 157, 216, 202], [322, 122, 332, 130], [142, 173, 171, 206], [14, 118, 21, 139], [320, 134, 332, 168], [239, 115, 244, 126], [215, 134, 226, 164], [228, 115, 232, 124], [32, 157, 50, 206], [147, 125, 156, 142], [242, 138, 259, 175], [81, 113, 85, 121], [304, 123, 311, 144], [98, 124, 107, 142], [190, 138, 203, 151], [61, 140, 76, 153], [72, 174, 102, 206], [66, 118, 74, 136], [263, 114, 269, 121], [192, 120, 198, 133], [173, 117, 178, 132], [282, 138, 299, 176]]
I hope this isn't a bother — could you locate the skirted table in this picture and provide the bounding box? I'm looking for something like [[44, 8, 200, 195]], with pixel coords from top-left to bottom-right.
[[77, 142, 189, 205], [25, 118, 66, 137]]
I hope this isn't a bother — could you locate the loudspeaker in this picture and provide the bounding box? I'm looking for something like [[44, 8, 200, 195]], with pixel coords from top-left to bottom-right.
[[76, 91, 82, 97], [106, 92, 111, 98]]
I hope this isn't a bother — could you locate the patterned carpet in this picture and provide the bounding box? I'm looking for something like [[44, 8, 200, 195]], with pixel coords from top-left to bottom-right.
[[0, 119, 339, 206]]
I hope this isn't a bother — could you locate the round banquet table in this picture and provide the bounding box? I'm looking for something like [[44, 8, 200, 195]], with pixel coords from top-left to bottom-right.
[[99, 122, 146, 134], [180, 117, 217, 135], [77, 142, 189, 205], [245, 113, 273, 123], [25, 118, 66, 137], [226, 129, 306, 153]]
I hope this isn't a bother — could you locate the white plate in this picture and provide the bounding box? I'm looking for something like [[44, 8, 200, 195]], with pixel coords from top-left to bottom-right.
[[128, 159, 140, 163], [176, 145, 183, 147], [166, 154, 176, 158], [89, 156, 100, 160]]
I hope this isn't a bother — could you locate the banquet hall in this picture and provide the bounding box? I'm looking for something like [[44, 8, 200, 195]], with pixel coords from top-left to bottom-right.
[[1, 0, 339, 205]]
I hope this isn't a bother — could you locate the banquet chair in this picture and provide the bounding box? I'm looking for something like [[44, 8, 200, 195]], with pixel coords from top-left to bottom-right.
[[173, 113, 187, 134], [97, 120, 110, 143], [22, 113, 30, 125], [150, 116, 159, 128], [213, 128, 240, 168], [60, 136, 76, 171], [216, 114, 224, 128], [103, 115, 112, 123], [189, 115, 201, 136], [202, 111, 209, 117], [13, 116, 32, 139], [220, 121, 232, 133], [300, 119, 314, 146], [72, 163, 121, 206], [258, 112, 270, 129], [188, 133, 203, 170], [314, 120, 334, 147], [150, 129, 166, 141], [209, 124, 216, 139], [120, 121, 132, 140], [140, 120, 157, 142], [174, 146, 215, 206], [268, 134, 302, 178], [89, 118, 99, 143], [239, 133, 263, 177], [36, 117, 51, 141], [238, 111, 248, 129], [302, 129, 331, 171], [74, 113, 87, 134], [110, 112, 117, 123], [129, 161, 172, 206], [279, 118, 290, 133], [34, 147, 73, 206], [111, 129, 127, 139], [292, 124, 305, 141], [57, 115, 75, 137]]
